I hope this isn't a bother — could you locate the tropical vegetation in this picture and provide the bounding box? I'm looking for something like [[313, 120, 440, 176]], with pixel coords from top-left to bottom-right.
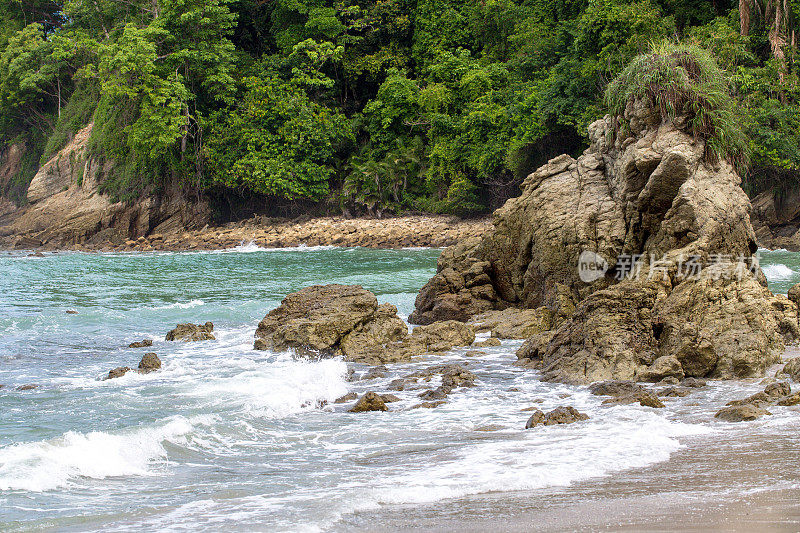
[[0, 0, 798, 216]]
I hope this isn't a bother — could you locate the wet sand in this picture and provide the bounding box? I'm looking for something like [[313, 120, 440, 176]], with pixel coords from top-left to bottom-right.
[[338, 362, 800, 533], [339, 430, 800, 532]]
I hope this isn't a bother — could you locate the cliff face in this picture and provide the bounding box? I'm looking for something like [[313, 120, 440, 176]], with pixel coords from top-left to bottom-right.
[[751, 189, 800, 251], [411, 99, 795, 383], [0, 124, 209, 248]]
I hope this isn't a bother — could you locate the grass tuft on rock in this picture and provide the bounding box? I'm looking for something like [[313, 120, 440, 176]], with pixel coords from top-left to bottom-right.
[[605, 42, 749, 173]]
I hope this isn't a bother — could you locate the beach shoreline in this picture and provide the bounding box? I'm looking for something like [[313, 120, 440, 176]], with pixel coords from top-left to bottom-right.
[[0, 214, 492, 253], [337, 408, 800, 532]]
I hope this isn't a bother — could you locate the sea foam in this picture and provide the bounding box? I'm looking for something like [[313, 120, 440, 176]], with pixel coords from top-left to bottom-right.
[[762, 263, 795, 281], [0, 416, 195, 492]]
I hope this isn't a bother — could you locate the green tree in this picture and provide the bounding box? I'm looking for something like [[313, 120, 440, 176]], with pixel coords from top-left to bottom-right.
[[206, 75, 353, 200]]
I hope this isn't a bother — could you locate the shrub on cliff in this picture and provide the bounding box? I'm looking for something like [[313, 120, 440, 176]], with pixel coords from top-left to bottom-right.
[[605, 43, 749, 172]]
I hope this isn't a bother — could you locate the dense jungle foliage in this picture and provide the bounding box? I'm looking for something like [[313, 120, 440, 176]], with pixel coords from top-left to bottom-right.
[[0, 0, 798, 216]]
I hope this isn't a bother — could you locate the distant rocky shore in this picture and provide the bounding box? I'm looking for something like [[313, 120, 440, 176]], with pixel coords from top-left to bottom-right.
[[0, 214, 491, 252]]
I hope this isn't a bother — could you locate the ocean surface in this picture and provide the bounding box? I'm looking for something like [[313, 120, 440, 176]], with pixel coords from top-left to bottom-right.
[[1, 245, 799, 532]]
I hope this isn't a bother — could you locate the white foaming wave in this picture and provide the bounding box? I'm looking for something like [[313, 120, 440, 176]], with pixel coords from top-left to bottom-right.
[[0, 416, 197, 492], [762, 263, 796, 281], [368, 411, 710, 507], [150, 299, 205, 310], [186, 354, 348, 418], [214, 241, 338, 254]]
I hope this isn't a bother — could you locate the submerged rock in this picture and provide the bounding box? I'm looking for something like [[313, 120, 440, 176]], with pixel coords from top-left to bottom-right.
[[589, 380, 664, 407], [379, 394, 401, 403], [411, 400, 447, 409], [602, 391, 665, 408], [334, 392, 358, 404], [680, 377, 707, 388], [107, 367, 131, 380], [726, 381, 794, 409], [659, 386, 692, 398], [129, 339, 153, 349], [16, 384, 38, 391], [778, 358, 800, 382], [409, 98, 789, 383], [166, 322, 215, 342], [349, 391, 388, 413], [715, 404, 771, 422], [525, 406, 589, 429], [588, 380, 646, 398], [138, 353, 161, 373]]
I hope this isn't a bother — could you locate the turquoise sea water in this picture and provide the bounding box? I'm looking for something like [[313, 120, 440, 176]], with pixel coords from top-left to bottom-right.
[[0, 245, 798, 531]]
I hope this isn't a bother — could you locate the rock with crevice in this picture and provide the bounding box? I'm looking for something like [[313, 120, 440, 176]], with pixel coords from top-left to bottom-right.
[[410, 97, 789, 383]]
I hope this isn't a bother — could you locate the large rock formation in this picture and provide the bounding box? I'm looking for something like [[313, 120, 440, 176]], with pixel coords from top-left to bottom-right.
[[0, 123, 209, 248], [751, 189, 800, 251], [254, 284, 475, 364], [411, 99, 794, 383]]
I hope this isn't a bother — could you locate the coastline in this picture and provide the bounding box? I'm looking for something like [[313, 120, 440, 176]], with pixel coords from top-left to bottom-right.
[[337, 375, 800, 532], [0, 214, 492, 252]]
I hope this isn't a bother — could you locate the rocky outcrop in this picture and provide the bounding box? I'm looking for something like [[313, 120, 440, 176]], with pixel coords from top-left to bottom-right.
[[166, 322, 216, 342], [412, 99, 791, 383], [0, 123, 210, 248], [254, 285, 475, 364], [750, 189, 800, 251], [254, 285, 391, 355], [725, 381, 794, 409]]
